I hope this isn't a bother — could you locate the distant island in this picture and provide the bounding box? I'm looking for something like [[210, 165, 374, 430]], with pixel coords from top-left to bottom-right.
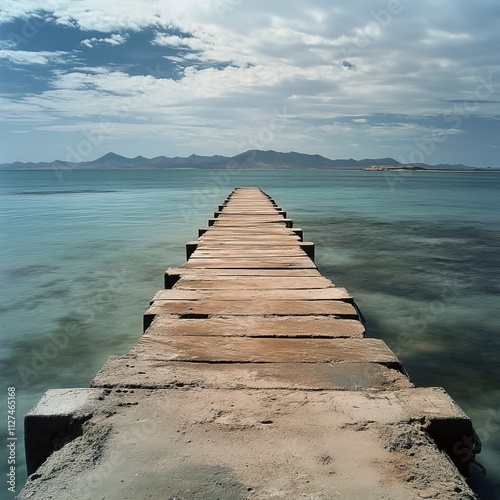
[[364, 165, 428, 172], [0, 150, 496, 171]]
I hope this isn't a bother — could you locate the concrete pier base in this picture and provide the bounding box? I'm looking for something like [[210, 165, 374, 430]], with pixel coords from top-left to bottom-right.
[[24, 389, 104, 476], [20, 387, 476, 500]]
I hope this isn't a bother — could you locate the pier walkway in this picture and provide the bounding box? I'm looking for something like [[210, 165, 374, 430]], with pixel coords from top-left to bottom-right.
[[20, 188, 478, 499]]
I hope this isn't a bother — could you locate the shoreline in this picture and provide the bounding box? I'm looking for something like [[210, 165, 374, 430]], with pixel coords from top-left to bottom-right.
[[0, 167, 499, 172]]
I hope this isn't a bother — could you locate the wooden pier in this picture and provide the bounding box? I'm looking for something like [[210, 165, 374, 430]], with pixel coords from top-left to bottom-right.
[[20, 188, 479, 499]]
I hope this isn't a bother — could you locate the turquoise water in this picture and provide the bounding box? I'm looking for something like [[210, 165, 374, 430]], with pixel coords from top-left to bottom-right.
[[0, 169, 499, 497]]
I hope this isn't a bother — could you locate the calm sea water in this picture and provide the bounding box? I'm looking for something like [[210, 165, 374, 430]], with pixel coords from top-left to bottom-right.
[[0, 168, 499, 498]]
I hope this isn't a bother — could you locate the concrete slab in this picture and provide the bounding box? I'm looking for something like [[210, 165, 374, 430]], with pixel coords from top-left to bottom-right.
[[198, 228, 305, 239], [211, 221, 292, 228], [197, 238, 303, 246], [151, 287, 352, 301], [215, 211, 286, 216], [92, 358, 412, 391], [25, 389, 103, 417], [144, 314, 365, 338], [130, 336, 401, 367], [188, 242, 315, 261], [173, 276, 334, 289], [183, 257, 317, 269], [167, 267, 324, 277], [198, 233, 301, 239], [24, 388, 104, 475], [144, 298, 358, 318], [199, 227, 297, 234], [194, 240, 314, 250], [214, 215, 288, 220], [164, 268, 325, 287], [196, 239, 302, 246], [190, 248, 307, 257], [213, 214, 289, 219], [19, 389, 477, 500], [215, 214, 287, 219]]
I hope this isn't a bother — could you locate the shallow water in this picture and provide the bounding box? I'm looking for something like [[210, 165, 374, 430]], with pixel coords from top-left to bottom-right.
[[0, 169, 499, 497]]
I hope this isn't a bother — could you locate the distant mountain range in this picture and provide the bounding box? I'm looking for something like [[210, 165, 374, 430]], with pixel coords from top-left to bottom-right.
[[0, 149, 489, 171]]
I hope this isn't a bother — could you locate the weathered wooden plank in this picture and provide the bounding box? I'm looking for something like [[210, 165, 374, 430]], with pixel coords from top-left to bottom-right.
[[212, 218, 292, 224], [201, 226, 296, 231], [174, 276, 334, 289], [195, 239, 311, 247], [131, 336, 399, 365], [145, 314, 365, 338], [145, 299, 358, 317], [190, 249, 307, 258], [216, 212, 285, 217], [216, 210, 284, 215], [213, 218, 288, 224], [166, 267, 324, 277], [190, 242, 315, 261], [198, 235, 301, 243], [92, 358, 411, 391], [200, 229, 299, 236], [151, 287, 352, 302], [223, 200, 277, 203], [183, 257, 317, 269], [196, 243, 301, 251], [212, 222, 290, 228]]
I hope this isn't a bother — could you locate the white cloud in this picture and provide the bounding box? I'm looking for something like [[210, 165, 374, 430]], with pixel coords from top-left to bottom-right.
[[0, 0, 223, 31], [0, 1, 499, 164], [164, 55, 184, 63], [0, 49, 68, 64], [423, 29, 472, 44], [80, 33, 128, 48], [152, 33, 207, 51]]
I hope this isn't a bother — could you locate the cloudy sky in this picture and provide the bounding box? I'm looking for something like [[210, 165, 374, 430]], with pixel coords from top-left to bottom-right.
[[0, 0, 499, 166]]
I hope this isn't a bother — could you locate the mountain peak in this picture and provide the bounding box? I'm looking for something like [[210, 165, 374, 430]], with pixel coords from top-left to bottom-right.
[[97, 152, 127, 161], [0, 149, 481, 171]]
